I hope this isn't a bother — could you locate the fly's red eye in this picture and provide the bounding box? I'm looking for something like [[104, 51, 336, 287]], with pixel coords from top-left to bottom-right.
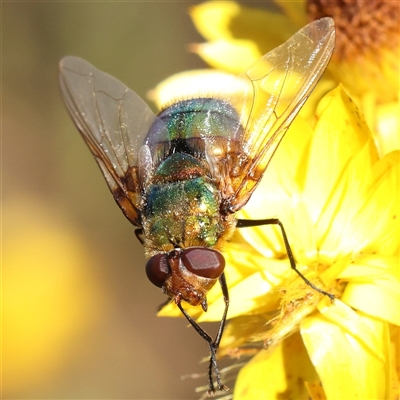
[[145, 254, 169, 288], [181, 247, 225, 279]]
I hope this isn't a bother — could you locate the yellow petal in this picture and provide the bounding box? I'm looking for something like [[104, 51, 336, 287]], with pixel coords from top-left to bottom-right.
[[275, 0, 307, 28], [190, 1, 292, 51], [234, 332, 319, 400], [315, 137, 376, 258], [240, 117, 318, 263], [376, 101, 400, 155], [199, 270, 273, 322], [299, 77, 337, 124], [192, 39, 261, 74], [317, 298, 388, 359], [157, 301, 186, 319], [338, 254, 400, 281], [358, 94, 400, 158], [329, 47, 399, 104], [190, 1, 241, 41], [390, 325, 400, 398], [349, 150, 399, 255], [301, 305, 391, 399], [306, 84, 377, 205], [341, 280, 400, 326], [148, 69, 242, 109], [199, 251, 290, 322], [303, 85, 379, 257]]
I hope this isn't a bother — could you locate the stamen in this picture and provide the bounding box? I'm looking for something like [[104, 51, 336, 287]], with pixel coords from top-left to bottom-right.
[[307, 0, 400, 61]]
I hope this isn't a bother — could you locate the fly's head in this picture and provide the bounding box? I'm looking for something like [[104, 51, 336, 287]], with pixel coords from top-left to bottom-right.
[[145, 247, 225, 310]]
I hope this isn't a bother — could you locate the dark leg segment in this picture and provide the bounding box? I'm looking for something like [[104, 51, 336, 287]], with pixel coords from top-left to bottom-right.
[[237, 218, 335, 301], [134, 228, 145, 245], [176, 272, 230, 396]]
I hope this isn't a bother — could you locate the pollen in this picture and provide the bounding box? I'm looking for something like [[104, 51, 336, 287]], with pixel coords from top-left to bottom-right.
[[307, 0, 400, 61]]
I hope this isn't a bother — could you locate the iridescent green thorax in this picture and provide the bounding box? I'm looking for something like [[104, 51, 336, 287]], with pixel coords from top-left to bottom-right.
[[145, 98, 242, 168], [157, 98, 240, 140]]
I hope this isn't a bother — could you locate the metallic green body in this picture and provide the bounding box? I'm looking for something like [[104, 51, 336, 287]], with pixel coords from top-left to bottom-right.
[[141, 98, 241, 255], [143, 153, 222, 250]]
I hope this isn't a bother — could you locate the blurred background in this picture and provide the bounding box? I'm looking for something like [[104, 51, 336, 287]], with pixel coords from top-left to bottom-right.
[[3, 2, 218, 399]]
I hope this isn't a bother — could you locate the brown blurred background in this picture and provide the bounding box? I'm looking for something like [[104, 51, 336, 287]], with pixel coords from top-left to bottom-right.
[[3, 2, 217, 399]]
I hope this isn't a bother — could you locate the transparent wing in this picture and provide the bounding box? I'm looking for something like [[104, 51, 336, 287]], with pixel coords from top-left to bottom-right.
[[59, 56, 158, 226], [219, 17, 335, 212]]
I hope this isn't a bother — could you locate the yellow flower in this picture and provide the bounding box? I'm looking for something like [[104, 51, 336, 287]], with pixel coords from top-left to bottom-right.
[[157, 83, 400, 398], [151, 4, 399, 397], [189, 0, 400, 157]]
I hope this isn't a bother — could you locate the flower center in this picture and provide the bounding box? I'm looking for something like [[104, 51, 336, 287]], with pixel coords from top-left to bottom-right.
[[307, 0, 399, 61]]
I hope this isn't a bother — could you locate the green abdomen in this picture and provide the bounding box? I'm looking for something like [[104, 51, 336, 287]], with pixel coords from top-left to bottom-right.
[[143, 153, 222, 250]]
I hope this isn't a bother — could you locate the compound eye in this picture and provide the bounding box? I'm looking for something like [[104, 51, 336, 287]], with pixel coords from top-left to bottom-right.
[[181, 247, 225, 279], [145, 254, 169, 288]]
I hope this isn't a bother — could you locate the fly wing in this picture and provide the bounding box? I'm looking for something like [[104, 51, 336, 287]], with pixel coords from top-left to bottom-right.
[[59, 56, 158, 226], [222, 17, 335, 212]]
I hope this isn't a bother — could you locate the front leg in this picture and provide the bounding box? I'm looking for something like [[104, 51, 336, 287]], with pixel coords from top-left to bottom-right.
[[176, 273, 229, 396]]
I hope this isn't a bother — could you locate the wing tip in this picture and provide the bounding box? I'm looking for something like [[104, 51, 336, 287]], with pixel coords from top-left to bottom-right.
[[313, 16, 335, 36]]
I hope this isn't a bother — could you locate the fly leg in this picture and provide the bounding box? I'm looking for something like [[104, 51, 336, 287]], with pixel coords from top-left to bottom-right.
[[237, 218, 335, 302], [176, 273, 229, 396], [208, 273, 229, 395], [213, 273, 229, 349], [134, 228, 145, 245]]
